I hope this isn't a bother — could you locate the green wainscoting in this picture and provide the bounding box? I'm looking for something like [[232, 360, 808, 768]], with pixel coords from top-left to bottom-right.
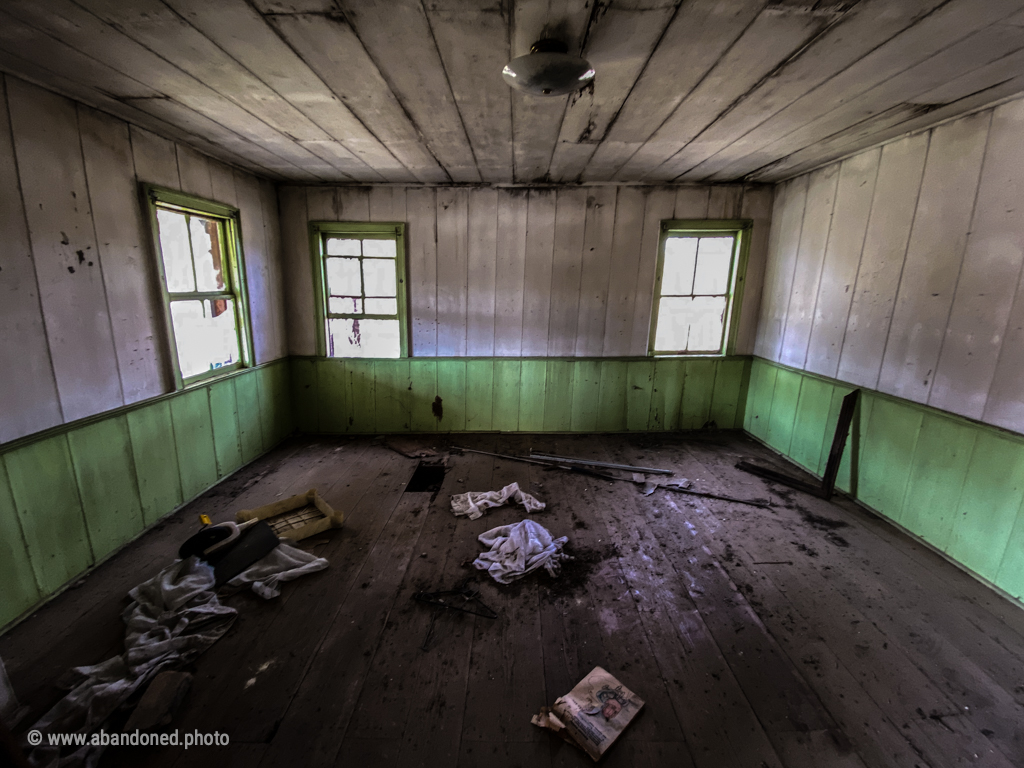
[[0, 361, 293, 631], [290, 356, 751, 435], [745, 357, 1024, 601]]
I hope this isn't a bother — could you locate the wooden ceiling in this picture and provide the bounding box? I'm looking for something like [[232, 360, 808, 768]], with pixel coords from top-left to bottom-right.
[[2, 0, 1024, 184]]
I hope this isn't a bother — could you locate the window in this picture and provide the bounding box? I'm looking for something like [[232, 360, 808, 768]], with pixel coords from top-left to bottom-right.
[[146, 186, 252, 387], [311, 222, 409, 358], [649, 220, 750, 356]]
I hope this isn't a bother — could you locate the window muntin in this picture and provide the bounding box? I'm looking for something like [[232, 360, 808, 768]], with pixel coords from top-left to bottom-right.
[[313, 223, 408, 358], [650, 222, 748, 356], [147, 187, 251, 387]]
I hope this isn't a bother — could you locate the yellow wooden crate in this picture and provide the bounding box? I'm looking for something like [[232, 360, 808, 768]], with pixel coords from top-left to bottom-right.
[[235, 489, 343, 542]]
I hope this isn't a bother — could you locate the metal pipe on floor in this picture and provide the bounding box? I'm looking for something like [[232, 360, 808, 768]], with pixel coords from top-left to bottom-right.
[[527, 452, 674, 475]]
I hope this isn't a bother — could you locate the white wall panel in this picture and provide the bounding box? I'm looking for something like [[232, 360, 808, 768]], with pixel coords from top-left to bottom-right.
[[759, 93, 1024, 435], [0, 74, 287, 443], [280, 182, 771, 360]]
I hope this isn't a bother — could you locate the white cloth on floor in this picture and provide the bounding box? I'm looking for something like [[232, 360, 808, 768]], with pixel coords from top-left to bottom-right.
[[25, 557, 237, 768], [473, 519, 569, 584], [227, 541, 329, 599], [450, 482, 545, 520]]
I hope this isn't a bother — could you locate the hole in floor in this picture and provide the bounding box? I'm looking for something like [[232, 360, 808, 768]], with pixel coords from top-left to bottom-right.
[[405, 462, 446, 493]]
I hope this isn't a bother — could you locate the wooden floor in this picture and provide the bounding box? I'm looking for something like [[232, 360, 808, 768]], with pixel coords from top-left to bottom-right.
[[4, 432, 1024, 768]]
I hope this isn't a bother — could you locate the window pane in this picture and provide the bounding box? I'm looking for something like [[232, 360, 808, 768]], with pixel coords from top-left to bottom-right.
[[156, 208, 195, 292], [190, 216, 226, 292], [661, 237, 697, 295], [692, 237, 734, 295], [329, 297, 362, 314], [363, 239, 396, 258], [364, 297, 398, 315], [326, 238, 361, 256], [363, 259, 396, 297], [326, 258, 361, 296], [170, 298, 240, 378], [654, 296, 727, 353], [327, 318, 400, 358]]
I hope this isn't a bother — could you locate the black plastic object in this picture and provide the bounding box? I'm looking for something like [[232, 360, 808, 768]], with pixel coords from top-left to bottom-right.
[[207, 520, 280, 586], [178, 526, 232, 560]]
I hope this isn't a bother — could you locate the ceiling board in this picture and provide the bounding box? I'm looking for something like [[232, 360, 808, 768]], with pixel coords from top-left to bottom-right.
[[0, 0, 1019, 183]]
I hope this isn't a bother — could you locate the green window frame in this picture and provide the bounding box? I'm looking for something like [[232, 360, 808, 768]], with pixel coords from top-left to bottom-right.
[[144, 184, 254, 389], [310, 221, 410, 358], [649, 219, 752, 357]]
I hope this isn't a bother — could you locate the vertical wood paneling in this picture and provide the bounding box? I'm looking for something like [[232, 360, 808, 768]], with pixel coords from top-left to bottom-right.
[[757, 177, 808, 359], [336, 186, 371, 220], [170, 388, 218, 499], [493, 189, 528, 356], [466, 188, 498, 356], [517, 359, 546, 431], [209, 159, 238, 206], [368, 185, 407, 222], [602, 187, 646, 356], [630, 188, 676, 355], [0, 459, 39, 628], [436, 360, 466, 432], [735, 185, 773, 355], [8, 78, 124, 421], [877, 113, 990, 404], [521, 190, 556, 357], [235, 368, 264, 461], [542, 359, 574, 432], [491, 359, 521, 431], [67, 416, 144, 560], [0, 76, 61, 442], [129, 125, 180, 188], [209, 378, 243, 476], [176, 144, 214, 199], [804, 149, 879, 378], [126, 400, 182, 526], [778, 164, 839, 368], [407, 187, 437, 356], [5, 435, 93, 595], [436, 187, 469, 356], [931, 99, 1024, 419], [409, 358, 436, 432], [79, 106, 168, 404], [259, 177, 288, 363], [465, 359, 493, 431], [707, 185, 742, 218], [280, 186, 315, 356], [837, 134, 928, 388], [575, 187, 617, 356], [673, 186, 710, 218], [236, 170, 277, 364], [545, 188, 586, 356]]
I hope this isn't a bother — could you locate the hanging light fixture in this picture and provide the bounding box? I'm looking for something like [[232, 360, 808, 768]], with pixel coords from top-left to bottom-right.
[[502, 39, 595, 96]]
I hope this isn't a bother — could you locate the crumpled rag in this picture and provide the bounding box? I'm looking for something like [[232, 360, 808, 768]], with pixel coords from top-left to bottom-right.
[[451, 482, 545, 520], [25, 557, 237, 768], [227, 541, 329, 599], [473, 519, 569, 584]]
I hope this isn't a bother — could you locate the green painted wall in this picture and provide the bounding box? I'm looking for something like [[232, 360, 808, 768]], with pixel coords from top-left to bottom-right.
[[290, 356, 751, 435], [0, 361, 293, 631], [745, 357, 1024, 602]]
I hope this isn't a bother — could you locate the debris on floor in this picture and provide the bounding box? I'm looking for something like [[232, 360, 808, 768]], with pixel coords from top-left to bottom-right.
[[236, 488, 344, 542], [473, 519, 568, 584], [529, 452, 673, 475], [531, 666, 645, 761], [122, 671, 192, 732], [386, 438, 439, 459], [451, 481, 545, 520], [23, 557, 237, 768], [413, 582, 498, 651], [738, 388, 860, 500], [226, 541, 328, 599]]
